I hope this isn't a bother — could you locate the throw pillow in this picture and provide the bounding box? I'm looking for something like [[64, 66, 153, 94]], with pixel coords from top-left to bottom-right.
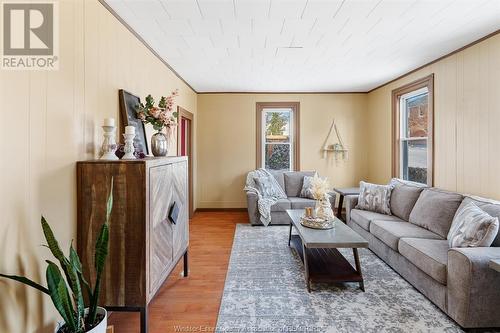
[[300, 175, 320, 199], [447, 202, 499, 248], [254, 175, 286, 198], [356, 181, 393, 215]]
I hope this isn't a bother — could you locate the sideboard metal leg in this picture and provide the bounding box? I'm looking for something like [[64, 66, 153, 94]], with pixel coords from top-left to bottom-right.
[[183, 250, 189, 277], [140, 306, 148, 333]]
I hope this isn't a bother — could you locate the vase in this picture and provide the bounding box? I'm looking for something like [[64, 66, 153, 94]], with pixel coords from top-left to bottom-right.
[[315, 196, 335, 221], [151, 131, 168, 156]]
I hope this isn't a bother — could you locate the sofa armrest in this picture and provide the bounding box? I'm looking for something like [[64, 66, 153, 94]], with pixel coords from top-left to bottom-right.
[[447, 247, 500, 328], [344, 194, 359, 223], [246, 192, 260, 225]]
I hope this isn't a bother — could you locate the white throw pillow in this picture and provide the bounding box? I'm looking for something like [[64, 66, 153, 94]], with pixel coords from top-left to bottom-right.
[[447, 202, 499, 248], [356, 181, 393, 215], [300, 174, 320, 199]]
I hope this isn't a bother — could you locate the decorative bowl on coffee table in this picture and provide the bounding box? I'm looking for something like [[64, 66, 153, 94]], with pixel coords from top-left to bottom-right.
[[300, 215, 335, 229]]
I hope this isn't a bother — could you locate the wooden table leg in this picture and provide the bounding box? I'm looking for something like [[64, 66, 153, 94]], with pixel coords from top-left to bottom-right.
[[288, 223, 293, 246], [337, 195, 344, 222], [353, 248, 364, 291], [303, 243, 311, 292]]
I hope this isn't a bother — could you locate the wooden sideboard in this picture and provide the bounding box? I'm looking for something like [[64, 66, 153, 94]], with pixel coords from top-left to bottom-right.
[[77, 157, 189, 333]]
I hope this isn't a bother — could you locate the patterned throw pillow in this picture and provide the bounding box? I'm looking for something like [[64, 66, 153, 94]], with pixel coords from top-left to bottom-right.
[[356, 181, 393, 215], [300, 175, 319, 199], [447, 202, 499, 248], [254, 175, 286, 199]]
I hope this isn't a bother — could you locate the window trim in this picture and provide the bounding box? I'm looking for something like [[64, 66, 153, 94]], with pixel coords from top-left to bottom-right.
[[391, 74, 434, 186], [256, 102, 300, 171]]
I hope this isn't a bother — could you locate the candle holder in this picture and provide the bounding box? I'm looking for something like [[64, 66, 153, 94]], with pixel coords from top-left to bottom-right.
[[100, 125, 119, 160], [122, 132, 137, 160]]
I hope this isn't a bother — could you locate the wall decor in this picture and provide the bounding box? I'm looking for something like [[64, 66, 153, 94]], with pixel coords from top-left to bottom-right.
[[322, 118, 349, 161], [119, 89, 149, 155]]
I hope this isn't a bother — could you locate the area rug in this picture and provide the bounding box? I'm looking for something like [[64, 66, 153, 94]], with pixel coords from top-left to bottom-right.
[[215, 224, 496, 333]]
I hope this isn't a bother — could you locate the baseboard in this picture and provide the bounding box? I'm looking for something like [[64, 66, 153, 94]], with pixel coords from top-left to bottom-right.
[[195, 208, 247, 212]]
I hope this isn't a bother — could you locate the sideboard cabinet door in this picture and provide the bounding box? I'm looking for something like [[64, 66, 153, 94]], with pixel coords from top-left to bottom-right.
[[148, 164, 174, 296], [171, 161, 189, 259]]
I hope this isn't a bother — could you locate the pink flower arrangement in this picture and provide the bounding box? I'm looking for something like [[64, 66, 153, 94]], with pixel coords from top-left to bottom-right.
[[136, 89, 179, 131]]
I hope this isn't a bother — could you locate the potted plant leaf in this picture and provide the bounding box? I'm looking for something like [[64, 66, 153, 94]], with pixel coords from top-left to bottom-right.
[[0, 181, 113, 333]]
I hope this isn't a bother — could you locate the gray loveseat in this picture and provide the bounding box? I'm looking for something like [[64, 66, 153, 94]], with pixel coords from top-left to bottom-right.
[[345, 179, 500, 328], [247, 170, 336, 225]]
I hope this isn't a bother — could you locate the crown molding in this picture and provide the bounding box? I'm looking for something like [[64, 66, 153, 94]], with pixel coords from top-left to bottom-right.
[[197, 91, 366, 95]]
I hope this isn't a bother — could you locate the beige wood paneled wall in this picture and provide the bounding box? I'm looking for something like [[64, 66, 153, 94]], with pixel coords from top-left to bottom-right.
[[197, 94, 368, 208], [0, 1, 197, 332], [366, 33, 500, 199]]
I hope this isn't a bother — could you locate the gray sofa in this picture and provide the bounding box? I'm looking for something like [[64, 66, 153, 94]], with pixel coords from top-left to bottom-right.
[[247, 170, 336, 225], [345, 179, 500, 328]]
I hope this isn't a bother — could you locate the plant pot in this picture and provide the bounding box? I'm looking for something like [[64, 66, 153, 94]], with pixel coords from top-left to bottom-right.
[[151, 131, 168, 157], [55, 307, 107, 333]]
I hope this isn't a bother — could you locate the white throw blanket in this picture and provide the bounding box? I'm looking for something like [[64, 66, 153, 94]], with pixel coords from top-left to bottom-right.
[[244, 169, 287, 226]]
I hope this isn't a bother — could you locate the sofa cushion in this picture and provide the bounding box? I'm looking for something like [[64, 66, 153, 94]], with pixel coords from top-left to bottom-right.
[[267, 169, 285, 192], [370, 220, 442, 251], [461, 196, 500, 247], [390, 178, 426, 221], [350, 209, 404, 231], [398, 238, 449, 285], [288, 197, 316, 209], [284, 171, 315, 197], [409, 188, 463, 238], [270, 199, 291, 212]]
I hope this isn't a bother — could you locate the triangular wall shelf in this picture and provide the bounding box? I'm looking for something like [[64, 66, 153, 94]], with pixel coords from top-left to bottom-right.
[[322, 119, 349, 161]]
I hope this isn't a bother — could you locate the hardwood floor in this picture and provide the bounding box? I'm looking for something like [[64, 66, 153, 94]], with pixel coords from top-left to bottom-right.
[[108, 211, 247, 333]]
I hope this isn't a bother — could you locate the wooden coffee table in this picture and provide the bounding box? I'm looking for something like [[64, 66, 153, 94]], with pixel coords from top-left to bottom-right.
[[286, 209, 369, 292]]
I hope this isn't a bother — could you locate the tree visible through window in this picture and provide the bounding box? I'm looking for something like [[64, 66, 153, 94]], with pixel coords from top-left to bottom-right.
[[264, 110, 291, 170], [256, 103, 300, 171]]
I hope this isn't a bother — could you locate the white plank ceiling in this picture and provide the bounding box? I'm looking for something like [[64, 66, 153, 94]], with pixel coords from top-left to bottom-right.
[[104, 0, 500, 92]]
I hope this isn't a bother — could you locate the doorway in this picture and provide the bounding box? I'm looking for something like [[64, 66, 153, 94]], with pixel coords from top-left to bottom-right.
[[177, 106, 194, 218]]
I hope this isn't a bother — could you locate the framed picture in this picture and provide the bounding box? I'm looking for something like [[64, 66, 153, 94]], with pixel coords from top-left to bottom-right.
[[118, 89, 149, 155]]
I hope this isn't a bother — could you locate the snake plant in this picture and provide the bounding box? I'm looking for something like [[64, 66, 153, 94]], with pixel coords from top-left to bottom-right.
[[0, 181, 113, 332]]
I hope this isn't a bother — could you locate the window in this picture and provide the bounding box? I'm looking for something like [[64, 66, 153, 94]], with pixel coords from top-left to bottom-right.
[[256, 102, 300, 171], [392, 75, 434, 185]]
